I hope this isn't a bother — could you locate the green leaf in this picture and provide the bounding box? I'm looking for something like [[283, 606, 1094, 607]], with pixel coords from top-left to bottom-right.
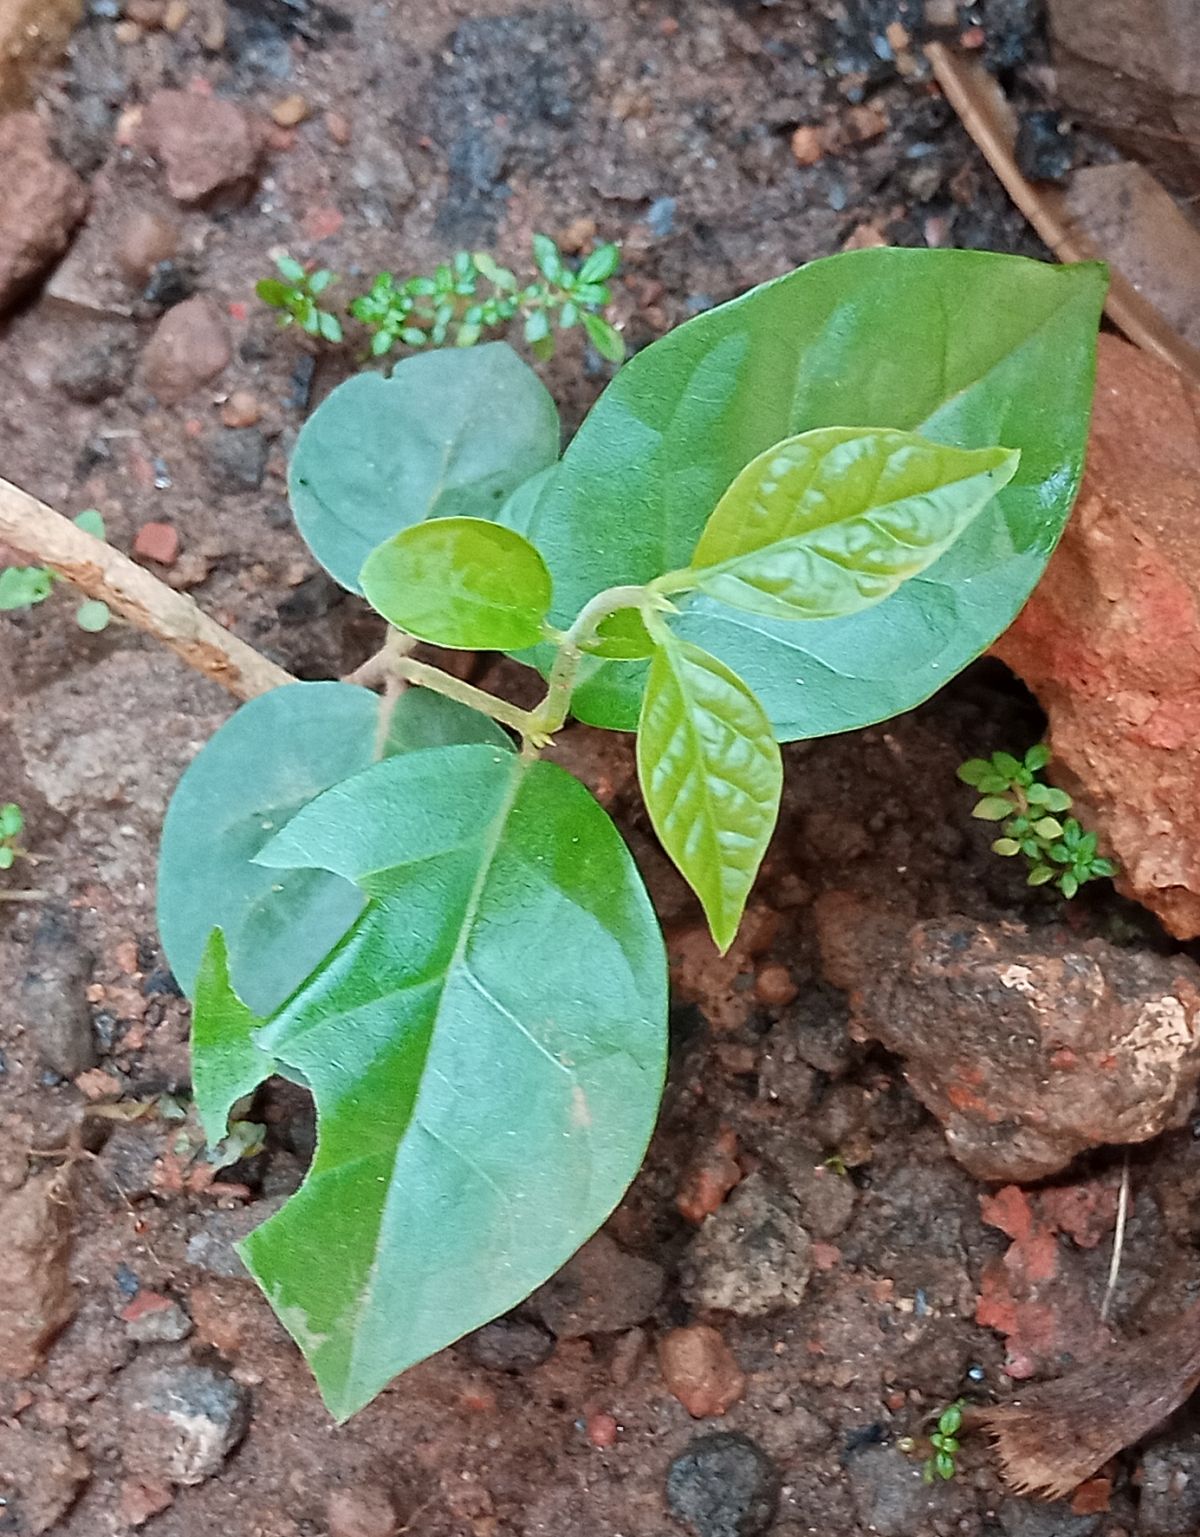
[[75, 599, 111, 632], [1024, 743, 1051, 771], [532, 233, 563, 283], [361, 517, 553, 650], [559, 301, 579, 329], [579, 243, 621, 283], [0, 847, 13, 870], [637, 636, 781, 952], [972, 797, 1013, 821], [1060, 871, 1079, 898], [992, 837, 1020, 856], [1033, 816, 1064, 840], [519, 249, 1105, 737], [73, 509, 105, 539], [664, 428, 1018, 621], [990, 751, 1023, 779], [524, 309, 551, 346], [192, 929, 275, 1145], [256, 278, 292, 308], [585, 607, 656, 661], [317, 310, 344, 344], [0, 803, 23, 838], [238, 744, 667, 1419], [1028, 864, 1055, 886], [289, 344, 560, 591], [0, 566, 53, 609], [956, 759, 991, 787], [308, 270, 335, 295], [158, 682, 512, 1014], [581, 311, 626, 362], [276, 255, 306, 284]]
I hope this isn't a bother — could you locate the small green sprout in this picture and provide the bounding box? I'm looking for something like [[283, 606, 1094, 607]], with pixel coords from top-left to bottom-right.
[[261, 235, 624, 364], [256, 255, 344, 343], [958, 745, 1117, 898], [0, 510, 111, 632], [0, 802, 25, 871], [922, 1399, 965, 1483]]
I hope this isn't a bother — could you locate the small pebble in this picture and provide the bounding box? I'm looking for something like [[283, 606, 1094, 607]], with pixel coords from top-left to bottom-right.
[[272, 95, 309, 128], [587, 1412, 619, 1448], [659, 1325, 746, 1419], [666, 1433, 779, 1537], [755, 964, 798, 1007], [221, 390, 261, 429], [133, 522, 179, 567], [325, 110, 351, 146]]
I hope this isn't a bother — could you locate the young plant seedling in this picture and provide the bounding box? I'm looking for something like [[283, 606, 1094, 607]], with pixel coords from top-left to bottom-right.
[[256, 255, 344, 343], [958, 745, 1117, 897], [0, 509, 110, 632], [261, 235, 624, 362], [924, 1399, 967, 1483], [157, 248, 1107, 1418], [0, 802, 25, 871]]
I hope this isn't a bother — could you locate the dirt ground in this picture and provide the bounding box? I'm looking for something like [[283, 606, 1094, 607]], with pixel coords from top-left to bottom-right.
[[3, 2, 1197, 1534]]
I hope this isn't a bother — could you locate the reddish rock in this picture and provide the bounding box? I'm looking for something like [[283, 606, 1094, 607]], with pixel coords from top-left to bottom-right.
[[995, 335, 1200, 940], [658, 1325, 746, 1418], [139, 90, 261, 206], [586, 1411, 619, 1447], [816, 892, 1200, 1181], [0, 1424, 89, 1534], [326, 1485, 398, 1537], [133, 522, 180, 566], [221, 389, 261, 428], [140, 296, 231, 403], [118, 1477, 175, 1529], [755, 963, 799, 1007], [0, 112, 87, 313], [676, 1126, 742, 1224], [533, 1233, 664, 1338], [0, 1173, 75, 1376]]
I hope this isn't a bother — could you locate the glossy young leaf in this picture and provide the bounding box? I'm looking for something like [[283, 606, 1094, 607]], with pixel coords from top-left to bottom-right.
[[158, 682, 511, 1014], [584, 606, 656, 660], [360, 517, 553, 650], [192, 929, 274, 1145], [0, 566, 53, 609], [665, 428, 1018, 621], [289, 343, 560, 591], [517, 249, 1105, 737], [238, 744, 667, 1419], [637, 635, 781, 952]]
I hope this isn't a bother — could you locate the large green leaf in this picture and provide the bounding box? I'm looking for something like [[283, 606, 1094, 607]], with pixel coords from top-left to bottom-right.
[[361, 517, 553, 650], [192, 929, 273, 1145], [233, 744, 667, 1419], [158, 683, 512, 1015], [516, 249, 1105, 737], [290, 344, 560, 591], [637, 636, 781, 951], [668, 428, 1018, 621]]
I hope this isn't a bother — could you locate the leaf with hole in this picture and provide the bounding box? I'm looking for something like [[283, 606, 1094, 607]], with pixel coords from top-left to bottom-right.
[[637, 635, 781, 951], [231, 743, 667, 1419], [289, 343, 560, 591], [192, 929, 274, 1145], [158, 682, 512, 1014], [663, 428, 1018, 621], [361, 517, 552, 650]]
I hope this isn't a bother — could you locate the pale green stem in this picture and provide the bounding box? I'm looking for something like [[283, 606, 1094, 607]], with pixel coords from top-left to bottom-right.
[[530, 584, 649, 736], [390, 654, 539, 740], [649, 568, 699, 598], [372, 629, 416, 759]]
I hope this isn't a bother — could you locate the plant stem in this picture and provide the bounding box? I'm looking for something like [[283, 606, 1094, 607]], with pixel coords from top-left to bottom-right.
[[0, 476, 294, 701], [0, 889, 48, 902], [390, 654, 537, 740], [372, 630, 416, 758], [531, 584, 649, 735]]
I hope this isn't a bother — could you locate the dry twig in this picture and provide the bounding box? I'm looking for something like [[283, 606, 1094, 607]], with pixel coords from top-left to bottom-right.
[[0, 475, 294, 701]]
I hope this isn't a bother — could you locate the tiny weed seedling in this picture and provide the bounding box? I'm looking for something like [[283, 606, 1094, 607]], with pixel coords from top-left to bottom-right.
[[959, 745, 1117, 897], [0, 802, 25, 871], [0, 509, 110, 632], [260, 234, 624, 363], [256, 256, 343, 343], [924, 1400, 966, 1483], [152, 248, 1106, 1418]]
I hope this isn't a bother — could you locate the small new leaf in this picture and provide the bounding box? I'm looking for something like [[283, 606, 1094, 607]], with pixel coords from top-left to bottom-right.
[[637, 635, 782, 952], [360, 517, 553, 650], [660, 427, 1020, 621]]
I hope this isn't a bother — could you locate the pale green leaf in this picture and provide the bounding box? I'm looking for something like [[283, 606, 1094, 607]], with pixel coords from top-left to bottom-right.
[[664, 428, 1018, 622], [192, 929, 275, 1146], [360, 517, 552, 650], [637, 636, 781, 952], [237, 744, 667, 1419]]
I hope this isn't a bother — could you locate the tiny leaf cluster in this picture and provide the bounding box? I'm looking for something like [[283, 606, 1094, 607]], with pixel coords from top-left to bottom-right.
[[258, 234, 624, 362], [959, 745, 1116, 897], [0, 510, 111, 632], [923, 1399, 966, 1484], [0, 802, 24, 871], [156, 248, 1106, 1418]]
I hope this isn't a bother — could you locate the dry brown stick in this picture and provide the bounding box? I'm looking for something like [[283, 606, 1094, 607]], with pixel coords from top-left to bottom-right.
[[926, 41, 1200, 390], [0, 475, 294, 701]]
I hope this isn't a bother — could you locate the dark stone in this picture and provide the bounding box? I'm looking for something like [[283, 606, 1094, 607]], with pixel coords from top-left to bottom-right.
[[846, 1443, 968, 1535], [207, 428, 268, 494], [97, 1127, 162, 1201], [665, 1433, 779, 1537], [285, 351, 316, 411], [533, 1233, 664, 1338], [142, 260, 193, 310], [119, 1361, 250, 1486], [980, 0, 1046, 72], [462, 1317, 555, 1372], [998, 1496, 1101, 1536], [142, 967, 183, 998], [276, 571, 342, 624], [1016, 109, 1075, 183], [1139, 1433, 1200, 1535], [54, 332, 133, 403], [20, 905, 97, 1077], [427, 8, 596, 239]]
